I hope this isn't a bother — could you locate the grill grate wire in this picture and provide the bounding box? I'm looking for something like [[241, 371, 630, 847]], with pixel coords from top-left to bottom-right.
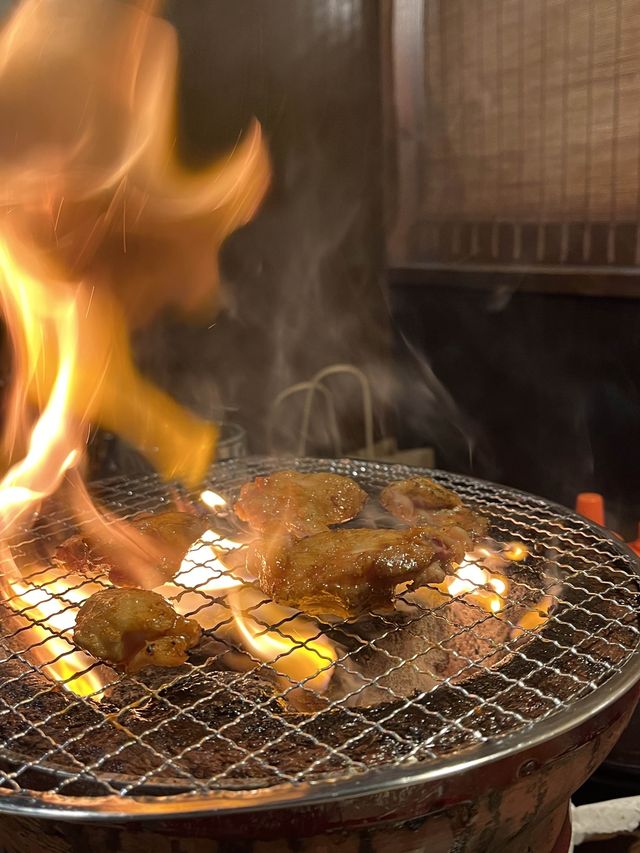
[[0, 457, 636, 805]]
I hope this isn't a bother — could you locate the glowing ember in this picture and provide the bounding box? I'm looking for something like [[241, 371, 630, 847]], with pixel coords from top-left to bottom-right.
[[438, 540, 528, 615], [512, 595, 555, 639], [6, 574, 105, 698], [201, 490, 228, 510], [0, 0, 268, 694], [503, 541, 528, 562], [442, 559, 508, 613]]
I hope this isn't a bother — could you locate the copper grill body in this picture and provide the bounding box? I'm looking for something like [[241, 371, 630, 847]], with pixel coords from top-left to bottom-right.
[[0, 458, 637, 853]]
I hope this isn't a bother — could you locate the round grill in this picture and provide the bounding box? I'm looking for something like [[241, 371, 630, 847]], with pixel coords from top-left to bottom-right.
[[0, 457, 638, 819]]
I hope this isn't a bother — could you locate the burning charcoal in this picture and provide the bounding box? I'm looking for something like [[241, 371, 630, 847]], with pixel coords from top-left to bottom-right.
[[107, 664, 281, 715], [0, 460, 637, 805], [109, 667, 300, 783], [0, 553, 634, 791], [327, 608, 453, 706]]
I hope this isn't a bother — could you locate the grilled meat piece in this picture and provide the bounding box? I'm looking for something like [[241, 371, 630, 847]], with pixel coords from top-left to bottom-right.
[[74, 588, 201, 673], [234, 470, 367, 538], [379, 477, 488, 541], [248, 526, 466, 618], [54, 533, 110, 577], [55, 511, 208, 588]]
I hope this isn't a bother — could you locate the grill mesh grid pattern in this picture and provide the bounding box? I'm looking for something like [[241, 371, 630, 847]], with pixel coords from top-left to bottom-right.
[[0, 457, 637, 805]]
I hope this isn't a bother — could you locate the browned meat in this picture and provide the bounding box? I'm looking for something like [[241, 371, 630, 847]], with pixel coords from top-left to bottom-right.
[[234, 470, 367, 538], [247, 526, 466, 618], [54, 534, 110, 577], [379, 477, 489, 540], [55, 511, 208, 588], [74, 588, 201, 673]]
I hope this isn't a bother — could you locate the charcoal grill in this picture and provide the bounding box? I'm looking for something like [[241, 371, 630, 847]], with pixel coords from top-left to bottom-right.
[[0, 457, 638, 853]]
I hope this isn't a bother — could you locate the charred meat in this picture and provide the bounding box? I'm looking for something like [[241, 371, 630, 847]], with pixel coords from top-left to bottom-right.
[[74, 588, 201, 673], [379, 477, 488, 541], [234, 470, 367, 538], [55, 511, 208, 588], [247, 526, 466, 618]]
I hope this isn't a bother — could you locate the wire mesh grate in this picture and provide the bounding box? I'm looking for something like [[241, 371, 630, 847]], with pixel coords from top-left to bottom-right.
[[0, 457, 637, 808]]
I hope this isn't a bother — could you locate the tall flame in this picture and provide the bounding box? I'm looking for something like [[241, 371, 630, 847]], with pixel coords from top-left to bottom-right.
[[0, 246, 84, 534], [0, 0, 270, 544], [0, 0, 269, 693]]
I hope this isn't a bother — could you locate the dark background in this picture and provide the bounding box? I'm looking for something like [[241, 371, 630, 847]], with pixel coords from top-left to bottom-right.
[[391, 271, 640, 536], [134, 0, 390, 454], [140, 1, 640, 536]]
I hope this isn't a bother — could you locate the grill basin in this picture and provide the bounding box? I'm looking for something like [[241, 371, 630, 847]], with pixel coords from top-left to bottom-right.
[[0, 457, 638, 853]]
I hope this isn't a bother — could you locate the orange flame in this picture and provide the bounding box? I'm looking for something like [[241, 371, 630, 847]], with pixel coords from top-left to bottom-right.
[[438, 540, 552, 641], [5, 572, 106, 698], [439, 540, 528, 614], [0, 247, 84, 535], [227, 588, 337, 695], [0, 0, 269, 693], [441, 559, 508, 614], [512, 594, 555, 638], [0, 0, 270, 538], [163, 491, 338, 695]]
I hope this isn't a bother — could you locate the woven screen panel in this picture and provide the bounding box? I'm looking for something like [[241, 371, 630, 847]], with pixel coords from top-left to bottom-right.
[[390, 0, 640, 266]]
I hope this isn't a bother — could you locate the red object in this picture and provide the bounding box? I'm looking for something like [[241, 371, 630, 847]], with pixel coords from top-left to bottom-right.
[[576, 492, 605, 526]]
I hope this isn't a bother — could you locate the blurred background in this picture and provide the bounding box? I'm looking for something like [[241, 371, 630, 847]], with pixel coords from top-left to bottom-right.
[[63, 0, 640, 538]]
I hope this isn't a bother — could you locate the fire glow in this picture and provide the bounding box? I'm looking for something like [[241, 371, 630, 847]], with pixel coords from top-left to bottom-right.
[[2, 487, 541, 702], [439, 541, 527, 615], [4, 490, 339, 699], [0, 0, 552, 707], [0, 0, 270, 539], [443, 561, 508, 614], [171, 493, 338, 696], [5, 572, 105, 698], [0, 0, 269, 694]]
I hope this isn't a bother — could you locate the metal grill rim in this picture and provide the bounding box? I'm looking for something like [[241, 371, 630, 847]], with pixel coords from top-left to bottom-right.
[[0, 456, 636, 819]]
